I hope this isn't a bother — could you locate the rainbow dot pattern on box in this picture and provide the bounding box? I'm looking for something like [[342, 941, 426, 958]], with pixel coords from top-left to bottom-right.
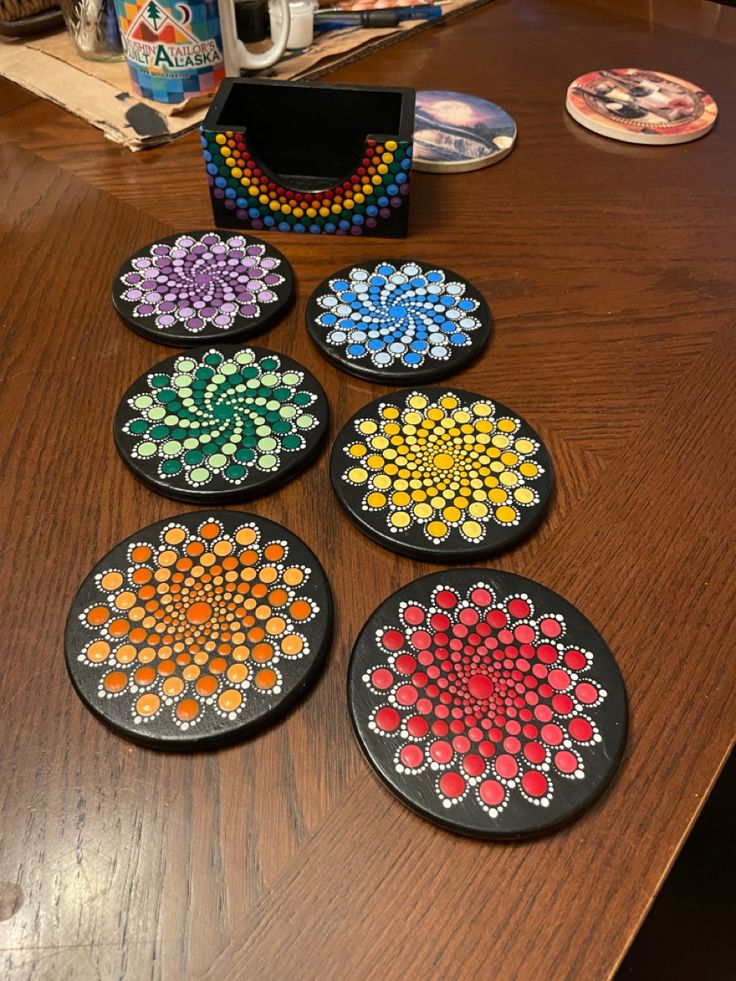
[[200, 129, 412, 237]]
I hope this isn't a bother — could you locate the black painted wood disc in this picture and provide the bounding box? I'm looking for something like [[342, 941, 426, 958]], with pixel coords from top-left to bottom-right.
[[112, 231, 294, 346], [306, 260, 491, 384], [65, 511, 332, 750], [348, 569, 627, 839], [330, 388, 553, 561], [114, 345, 328, 504]]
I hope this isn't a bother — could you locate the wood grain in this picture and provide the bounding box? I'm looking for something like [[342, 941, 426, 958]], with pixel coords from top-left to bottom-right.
[[0, 1, 734, 978]]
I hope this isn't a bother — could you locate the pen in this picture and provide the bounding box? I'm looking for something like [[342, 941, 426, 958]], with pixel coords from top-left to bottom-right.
[[314, 5, 443, 30]]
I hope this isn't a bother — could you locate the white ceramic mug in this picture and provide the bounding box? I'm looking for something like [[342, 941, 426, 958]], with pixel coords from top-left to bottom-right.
[[218, 0, 291, 72]]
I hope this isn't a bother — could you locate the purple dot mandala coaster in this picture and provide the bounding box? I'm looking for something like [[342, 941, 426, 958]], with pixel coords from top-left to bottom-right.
[[112, 231, 294, 347], [306, 260, 491, 384], [348, 569, 628, 839]]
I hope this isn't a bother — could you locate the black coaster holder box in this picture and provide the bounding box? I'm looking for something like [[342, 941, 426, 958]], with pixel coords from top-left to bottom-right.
[[200, 78, 415, 238]]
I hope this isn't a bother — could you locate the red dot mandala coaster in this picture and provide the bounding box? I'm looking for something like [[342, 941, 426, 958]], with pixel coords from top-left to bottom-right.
[[348, 570, 627, 838], [65, 511, 332, 749]]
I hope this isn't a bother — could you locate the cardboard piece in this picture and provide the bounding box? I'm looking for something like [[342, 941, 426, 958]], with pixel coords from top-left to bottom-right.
[[0, 0, 492, 150]]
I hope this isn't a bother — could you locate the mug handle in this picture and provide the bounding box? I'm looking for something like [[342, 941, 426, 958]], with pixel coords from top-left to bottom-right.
[[219, 0, 291, 73]]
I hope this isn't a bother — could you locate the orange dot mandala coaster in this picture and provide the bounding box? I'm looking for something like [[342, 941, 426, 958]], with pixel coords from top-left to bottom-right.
[[330, 388, 553, 561], [65, 512, 332, 749], [566, 69, 717, 145]]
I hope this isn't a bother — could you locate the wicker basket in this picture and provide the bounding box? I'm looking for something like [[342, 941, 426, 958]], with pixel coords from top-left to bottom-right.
[[0, 0, 59, 22]]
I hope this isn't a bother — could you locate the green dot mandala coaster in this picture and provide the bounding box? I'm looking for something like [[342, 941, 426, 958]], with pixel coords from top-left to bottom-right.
[[114, 346, 328, 503]]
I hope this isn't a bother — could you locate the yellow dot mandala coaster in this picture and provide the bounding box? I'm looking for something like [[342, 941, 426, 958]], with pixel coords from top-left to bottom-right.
[[65, 511, 332, 749], [330, 389, 553, 560]]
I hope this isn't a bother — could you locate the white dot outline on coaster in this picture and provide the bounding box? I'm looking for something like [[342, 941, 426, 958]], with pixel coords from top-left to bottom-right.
[[314, 261, 483, 373], [348, 569, 628, 838], [566, 68, 718, 145], [413, 90, 517, 173]]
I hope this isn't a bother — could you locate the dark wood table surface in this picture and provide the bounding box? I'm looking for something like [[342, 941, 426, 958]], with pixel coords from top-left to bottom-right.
[[1, 0, 734, 977]]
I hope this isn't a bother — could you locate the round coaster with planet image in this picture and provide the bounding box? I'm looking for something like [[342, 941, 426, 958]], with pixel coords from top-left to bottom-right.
[[330, 388, 553, 561], [65, 511, 333, 750], [348, 569, 628, 838], [566, 69, 717, 145], [412, 90, 517, 173], [114, 345, 328, 503], [306, 260, 491, 384], [112, 230, 294, 346]]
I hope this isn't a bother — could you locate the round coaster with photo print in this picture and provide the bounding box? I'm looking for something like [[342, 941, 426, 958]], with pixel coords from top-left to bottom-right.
[[566, 68, 717, 145]]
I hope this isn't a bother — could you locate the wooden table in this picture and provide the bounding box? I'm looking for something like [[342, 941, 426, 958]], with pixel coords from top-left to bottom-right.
[[1, 1, 734, 977]]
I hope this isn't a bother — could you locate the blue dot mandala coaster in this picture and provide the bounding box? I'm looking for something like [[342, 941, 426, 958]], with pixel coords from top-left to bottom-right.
[[112, 231, 294, 347], [348, 569, 627, 838], [306, 260, 491, 384], [330, 388, 553, 561], [65, 511, 333, 750], [114, 346, 328, 503]]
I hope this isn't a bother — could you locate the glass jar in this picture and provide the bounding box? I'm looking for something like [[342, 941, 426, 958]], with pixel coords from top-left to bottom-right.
[[61, 0, 124, 61]]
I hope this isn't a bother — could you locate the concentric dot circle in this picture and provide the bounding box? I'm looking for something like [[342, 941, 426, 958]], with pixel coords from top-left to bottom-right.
[[112, 230, 294, 347], [64, 511, 332, 749], [114, 344, 328, 503], [306, 259, 491, 384], [330, 387, 553, 561], [348, 569, 627, 839]]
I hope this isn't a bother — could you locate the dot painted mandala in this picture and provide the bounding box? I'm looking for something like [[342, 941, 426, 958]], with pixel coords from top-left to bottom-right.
[[342, 391, 545, 545], [73, 517, 320, 733], [362, 582, 608, 817], [117, 232, 285, 335], [314, 262, 483, 370], [119, 348, 322, 490]]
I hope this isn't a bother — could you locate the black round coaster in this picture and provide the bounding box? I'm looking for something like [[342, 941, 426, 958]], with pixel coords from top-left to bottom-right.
[[306, 260, 491, 384], [348, 569, 627, 839], [114, 345, 328, 504], [65, 511, 332, 750], [112, 230, 294, 347], [330, 388, 553, 561]]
